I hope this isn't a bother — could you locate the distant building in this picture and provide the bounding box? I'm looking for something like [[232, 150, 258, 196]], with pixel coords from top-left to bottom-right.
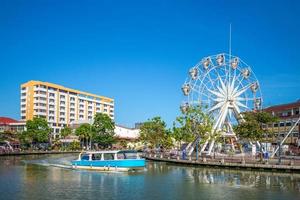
[[20, 80, 114, 137], [114, 125, 140, 141], [70, 120, 140, 140], [0, 117, 26, 133], [264, 100, 300, 145]]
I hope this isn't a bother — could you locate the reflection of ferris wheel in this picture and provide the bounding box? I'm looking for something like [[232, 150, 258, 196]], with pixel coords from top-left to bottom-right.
[[181, 53, 262, 154]]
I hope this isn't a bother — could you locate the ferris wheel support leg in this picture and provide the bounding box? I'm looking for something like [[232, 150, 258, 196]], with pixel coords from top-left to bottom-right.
[[207, 140, 215, 155], [231, 138, 235, 151], [200, 140, 209, 154]]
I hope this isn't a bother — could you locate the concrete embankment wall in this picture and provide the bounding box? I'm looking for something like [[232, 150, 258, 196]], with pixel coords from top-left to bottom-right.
[[144, 155, 300, 173]]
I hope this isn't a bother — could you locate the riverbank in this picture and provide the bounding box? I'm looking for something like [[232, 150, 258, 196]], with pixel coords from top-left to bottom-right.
[[0, 150, 80, 156], [144, 154, 300, 173]]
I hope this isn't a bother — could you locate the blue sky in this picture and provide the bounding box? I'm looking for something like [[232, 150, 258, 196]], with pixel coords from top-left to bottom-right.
[[0, 0, 299, 127]]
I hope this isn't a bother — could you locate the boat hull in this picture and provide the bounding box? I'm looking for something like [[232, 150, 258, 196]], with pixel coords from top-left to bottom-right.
[[71, 159, 146, 172]]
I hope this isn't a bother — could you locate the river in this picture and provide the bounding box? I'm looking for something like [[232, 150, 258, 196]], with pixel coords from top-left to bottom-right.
[[0, 154, 299, 200]]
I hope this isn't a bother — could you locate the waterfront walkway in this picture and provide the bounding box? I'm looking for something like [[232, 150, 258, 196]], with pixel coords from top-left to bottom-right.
[[143, 153, 300, 173]]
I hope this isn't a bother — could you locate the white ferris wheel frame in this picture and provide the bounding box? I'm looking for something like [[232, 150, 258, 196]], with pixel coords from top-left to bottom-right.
[[182, 53, 263, 154]]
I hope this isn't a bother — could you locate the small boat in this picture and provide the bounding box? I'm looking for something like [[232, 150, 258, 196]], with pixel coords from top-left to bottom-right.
[[71, 150, 146, 172]]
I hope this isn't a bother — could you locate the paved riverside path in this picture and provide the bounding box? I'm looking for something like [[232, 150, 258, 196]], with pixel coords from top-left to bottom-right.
[[143, 154, 300, 173]]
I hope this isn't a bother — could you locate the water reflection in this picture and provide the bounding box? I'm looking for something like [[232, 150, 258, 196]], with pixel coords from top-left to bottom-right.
[[147, 161, 300, 192], [0, 155, 300, 200]]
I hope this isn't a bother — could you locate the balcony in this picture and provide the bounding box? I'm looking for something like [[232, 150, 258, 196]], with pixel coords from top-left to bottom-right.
[[33, 111, 47, 116], [34, 86, 47, 92]]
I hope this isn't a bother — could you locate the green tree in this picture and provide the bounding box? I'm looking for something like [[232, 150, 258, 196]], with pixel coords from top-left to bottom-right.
[[174, 105, 213, 145], [140, 117, 167, 148], [161, 129, 174, 149], [75, 123, 93, 149], [60, 127, 72, 139], [92, 113, 115, 149], [68, 141, 81, 151], [234, 111, 278, 142], [22, 117, 51, 145]]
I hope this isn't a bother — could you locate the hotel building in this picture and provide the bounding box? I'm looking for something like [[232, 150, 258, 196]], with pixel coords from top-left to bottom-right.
[[20, 80, 114, 135]]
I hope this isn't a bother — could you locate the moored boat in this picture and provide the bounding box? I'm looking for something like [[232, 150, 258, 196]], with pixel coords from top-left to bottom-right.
[[71, 150, 146, 171]]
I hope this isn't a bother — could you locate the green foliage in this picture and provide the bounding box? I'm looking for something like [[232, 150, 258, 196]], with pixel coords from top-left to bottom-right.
[[22, 117, 51, 143], [75, 123, 93, 148], [60, 127, 72, 139], [140, 117, 167, 148], [0, 130, 16, 142], [93, 134, 115, 149], [234, 111, 278, 142], [67, 141, 81, 151], [174, 105, 213, 143], [93, 113, 115, 135], [161, 129, 174, 149], [92, 113, 116, 149]]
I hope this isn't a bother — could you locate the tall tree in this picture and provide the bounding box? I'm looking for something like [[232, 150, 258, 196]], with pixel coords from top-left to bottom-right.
[[60, 127, 72, 139], [22, 117, 51, 144], [140, 117, 167, 148], [92, 113, 115, 149], [234, 111, 278, 142], [75, 123, 92, 149], [174, 105, 213, 144]]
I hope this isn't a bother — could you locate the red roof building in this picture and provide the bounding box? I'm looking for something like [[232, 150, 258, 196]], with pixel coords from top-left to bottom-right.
[[0, 117, 18, 125], [0, 117, 25, 133], [264, 100, 300, 145]]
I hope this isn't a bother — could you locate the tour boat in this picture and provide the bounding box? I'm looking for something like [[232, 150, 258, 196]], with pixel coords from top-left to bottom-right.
[[71, 150, 146, 171]]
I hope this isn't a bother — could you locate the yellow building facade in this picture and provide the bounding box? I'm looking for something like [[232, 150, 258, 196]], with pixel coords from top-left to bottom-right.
[[21, 80, 114, 134]]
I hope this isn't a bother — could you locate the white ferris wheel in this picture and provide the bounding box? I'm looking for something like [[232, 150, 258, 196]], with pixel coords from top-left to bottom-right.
[[181, 53, 262, 155]]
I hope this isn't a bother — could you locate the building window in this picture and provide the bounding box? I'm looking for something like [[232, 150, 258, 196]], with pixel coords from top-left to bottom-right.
[[279, 122, 285, 127]]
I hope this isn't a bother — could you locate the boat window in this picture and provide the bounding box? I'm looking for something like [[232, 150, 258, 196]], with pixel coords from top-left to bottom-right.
[[92, 154, 102, 160], [117, 153, 125, 159], [124, 152, 137, 159], [81, 154, 90, 160], [103, 153, 115, 160]]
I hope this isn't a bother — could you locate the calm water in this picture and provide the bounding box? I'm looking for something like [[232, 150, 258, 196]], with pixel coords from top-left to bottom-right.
[[0, 154, 300, 200]]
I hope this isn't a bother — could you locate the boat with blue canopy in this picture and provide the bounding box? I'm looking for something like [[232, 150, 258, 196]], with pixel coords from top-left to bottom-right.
[[71, 150, 146, 171]]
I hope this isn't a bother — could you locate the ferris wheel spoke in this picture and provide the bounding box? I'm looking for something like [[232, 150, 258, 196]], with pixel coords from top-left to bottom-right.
[[232, 103, 244, 121], [235, 101, 248, 109], [233, 83, 252, 98], [208, 89, 224, 98], [235, 97, 255, 101], [208, 101, 224, 113]]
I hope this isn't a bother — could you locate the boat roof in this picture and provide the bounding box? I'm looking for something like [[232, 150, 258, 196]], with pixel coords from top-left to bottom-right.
[[84, 150, 137, 154]]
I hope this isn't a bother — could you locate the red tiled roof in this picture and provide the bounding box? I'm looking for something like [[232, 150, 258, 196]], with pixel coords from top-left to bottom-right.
[[264, 100, 300, 112], [0, 117, 19, 125]]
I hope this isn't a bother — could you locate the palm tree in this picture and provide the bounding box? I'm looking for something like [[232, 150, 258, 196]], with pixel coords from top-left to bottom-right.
[[75, 124, 92, 149]]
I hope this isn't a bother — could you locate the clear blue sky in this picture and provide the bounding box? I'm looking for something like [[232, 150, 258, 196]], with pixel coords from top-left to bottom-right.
[[0, 0, 299, 127]]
